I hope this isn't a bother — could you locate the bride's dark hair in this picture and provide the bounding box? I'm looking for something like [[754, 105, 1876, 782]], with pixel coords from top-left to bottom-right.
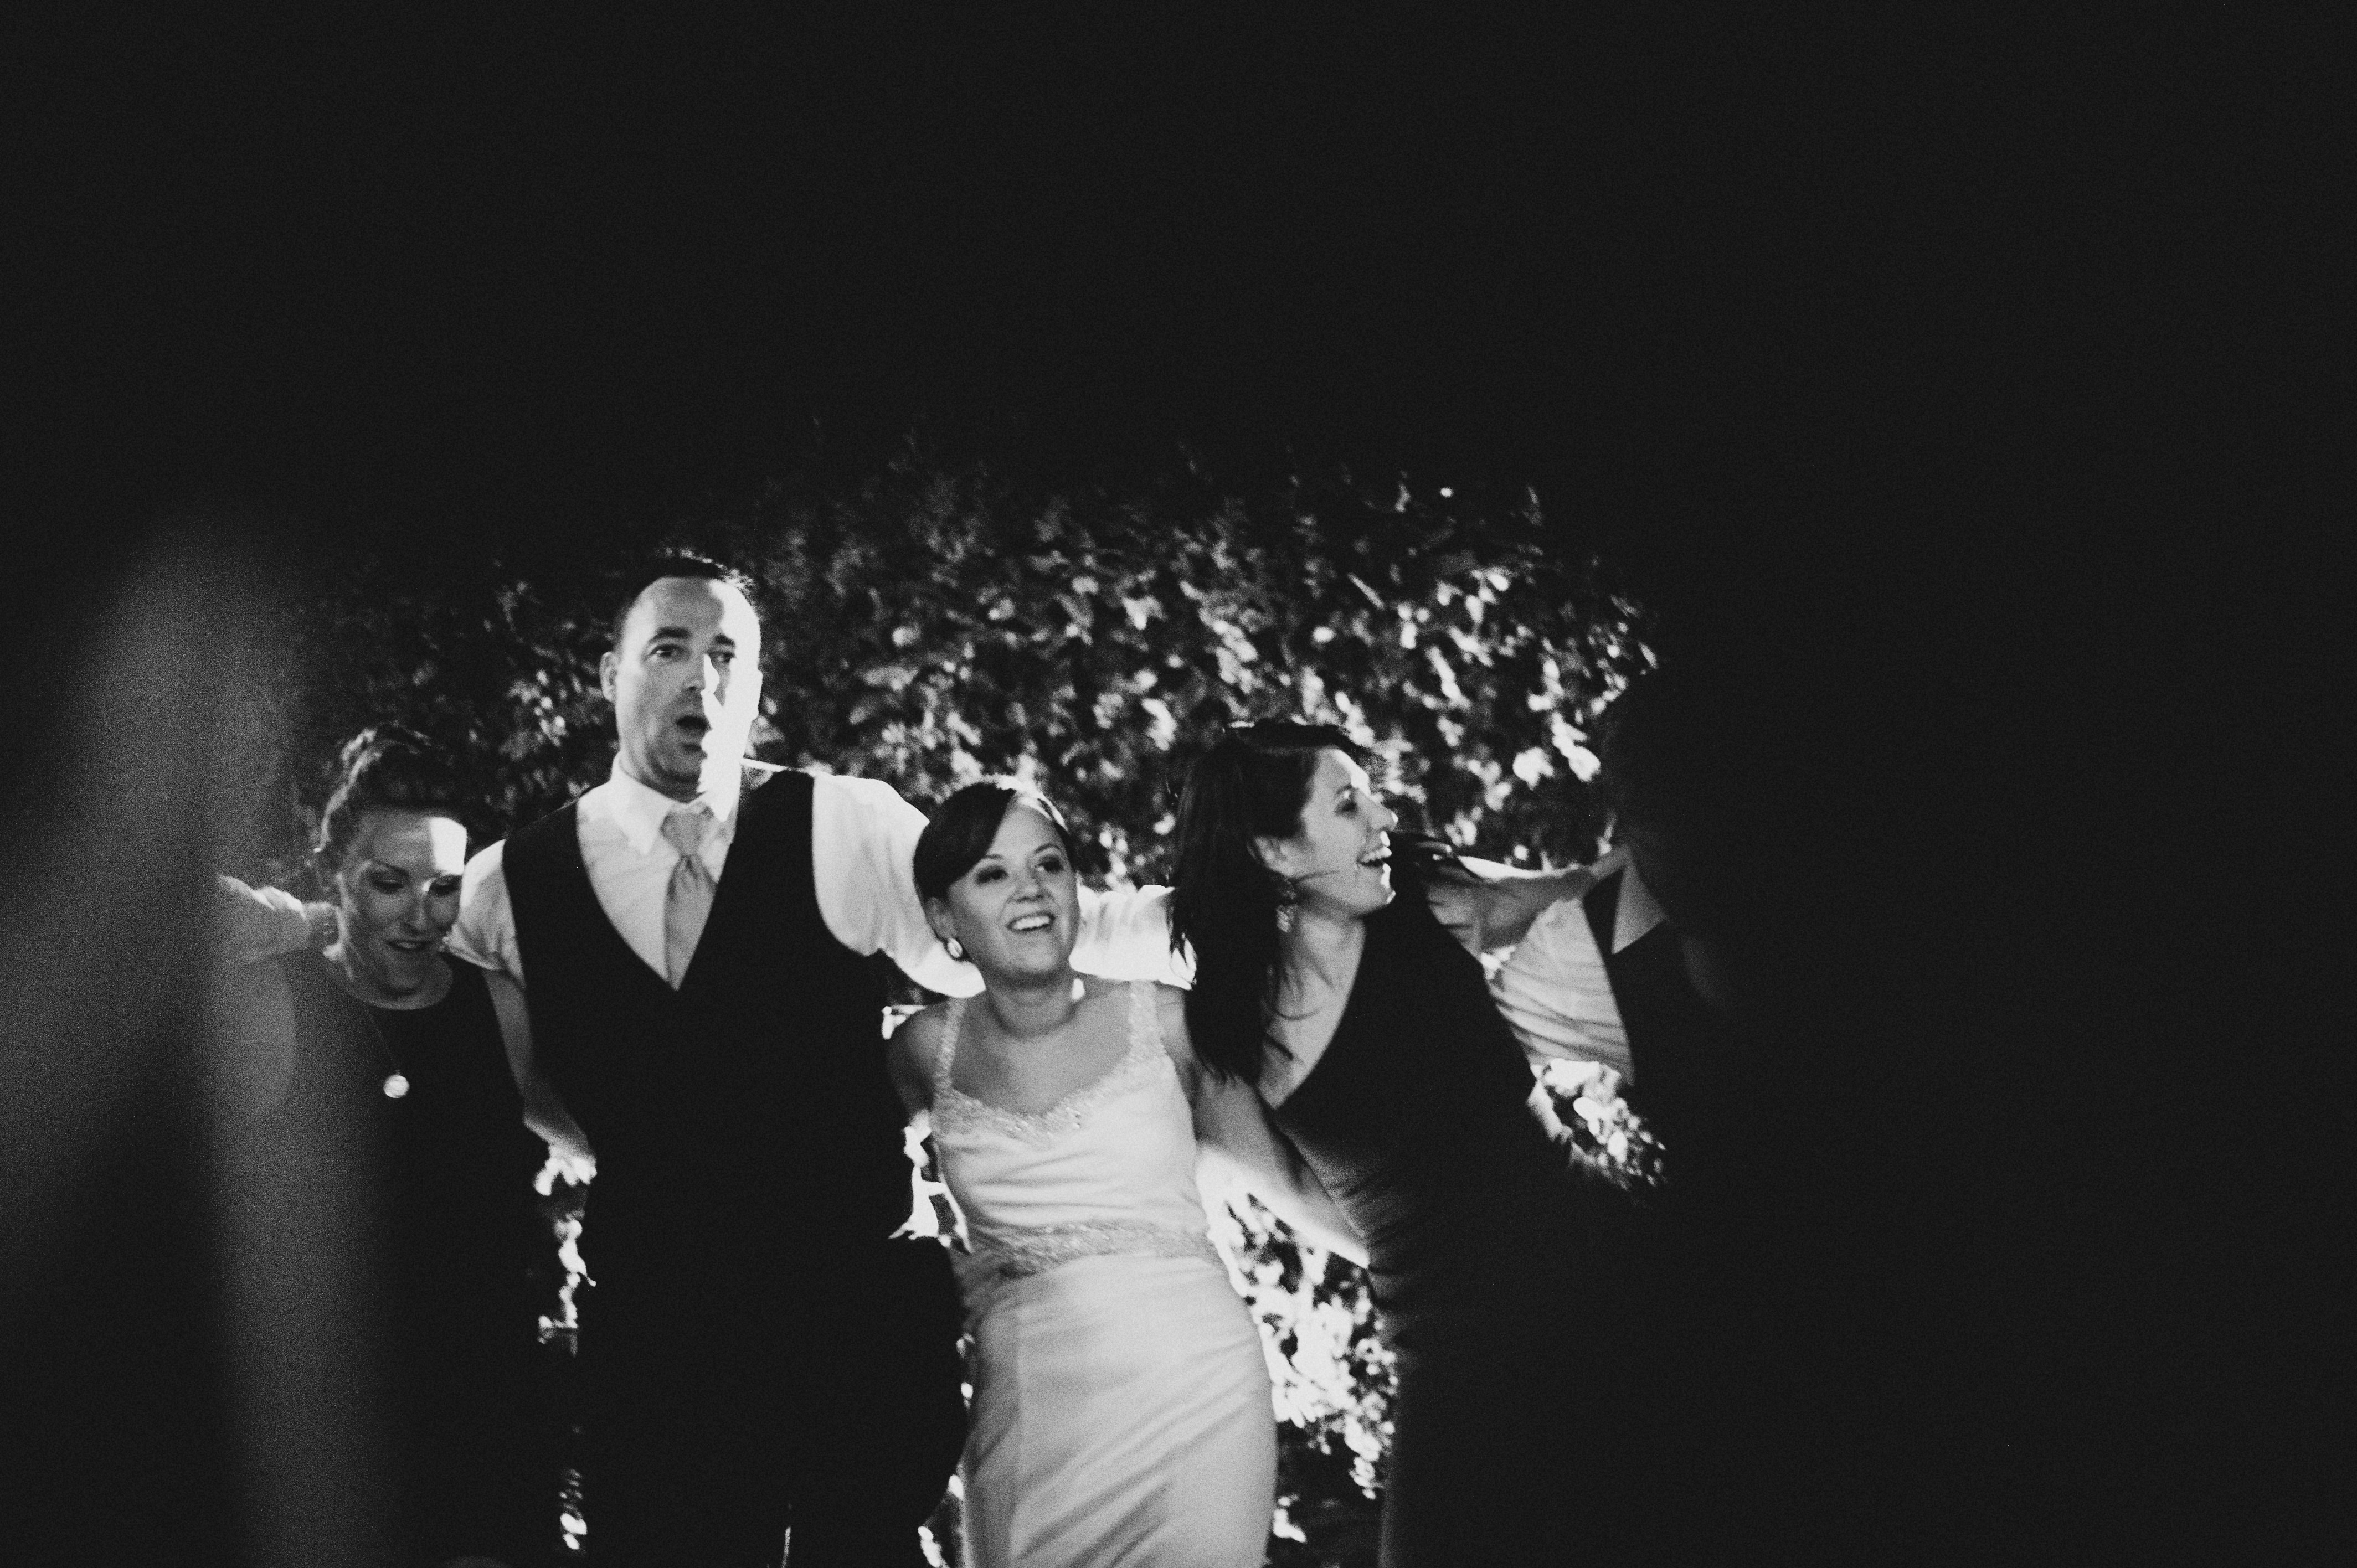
[[1169, 722, 1360, 1082], [913, 778, 1077, 904]]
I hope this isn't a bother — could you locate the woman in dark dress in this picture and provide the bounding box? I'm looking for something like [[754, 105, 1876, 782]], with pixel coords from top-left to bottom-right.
[[214, 731, 556, 1568], [1171, 723, 1640, 1567]]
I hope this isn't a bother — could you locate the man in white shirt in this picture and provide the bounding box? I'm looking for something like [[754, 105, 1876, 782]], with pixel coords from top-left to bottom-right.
[[1489, 842, 1657, 1084], [1486, 670, 1748, 1174], [447, 555, 1171, 1568], [449, 575, 1173, 1013]]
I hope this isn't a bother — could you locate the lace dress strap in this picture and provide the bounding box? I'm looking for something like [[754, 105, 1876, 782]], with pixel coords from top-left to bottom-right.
[[1124, 979, 1161, 1066], [934, 983, 1167, 1144]]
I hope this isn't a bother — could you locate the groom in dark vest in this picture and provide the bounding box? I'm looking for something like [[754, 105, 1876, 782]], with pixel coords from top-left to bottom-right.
[[450, 556, 980, 1567]]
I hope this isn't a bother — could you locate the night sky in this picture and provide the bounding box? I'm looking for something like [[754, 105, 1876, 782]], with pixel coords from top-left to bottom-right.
[[28, 4, 2192, 609]]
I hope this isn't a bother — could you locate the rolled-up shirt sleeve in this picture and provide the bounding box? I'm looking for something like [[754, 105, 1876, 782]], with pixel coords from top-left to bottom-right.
[[449, 839, 525, 986], [212, 875, 320, 967], [1489, 894, 1635, 1081], [1072, 885, 1192, 984]]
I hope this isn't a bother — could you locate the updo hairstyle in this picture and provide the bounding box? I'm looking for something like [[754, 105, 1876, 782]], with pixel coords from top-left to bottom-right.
[[312, 727, 472, 884]]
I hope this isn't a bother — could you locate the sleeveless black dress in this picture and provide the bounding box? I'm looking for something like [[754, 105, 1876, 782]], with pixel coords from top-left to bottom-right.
[[249, 953, 558, 1567], [1270, 898, 1641, 1566]]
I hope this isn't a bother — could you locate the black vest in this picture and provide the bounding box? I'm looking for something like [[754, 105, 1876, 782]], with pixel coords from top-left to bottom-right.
[[1584, 868, 1739, 1188], [504, 770, 912, 1274]]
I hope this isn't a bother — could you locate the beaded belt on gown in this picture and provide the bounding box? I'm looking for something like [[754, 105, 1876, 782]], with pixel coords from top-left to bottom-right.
[[956, 1219, 1224, 1296]]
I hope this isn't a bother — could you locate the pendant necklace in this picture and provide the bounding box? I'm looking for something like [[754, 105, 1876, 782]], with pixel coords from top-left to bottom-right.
[[327, 945, 436, 1099], [358, 1003, 411, 1099]]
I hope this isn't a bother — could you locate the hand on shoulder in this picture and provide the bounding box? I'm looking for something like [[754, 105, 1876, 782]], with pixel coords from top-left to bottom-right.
[[1426, 857, 1600, 955]]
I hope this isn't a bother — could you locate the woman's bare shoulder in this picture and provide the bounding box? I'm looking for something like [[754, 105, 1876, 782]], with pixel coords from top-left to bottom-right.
[[886, 1002, 954, 1103], [898, 1000, 954, 1051], [1074, 974, 1151, 1019]]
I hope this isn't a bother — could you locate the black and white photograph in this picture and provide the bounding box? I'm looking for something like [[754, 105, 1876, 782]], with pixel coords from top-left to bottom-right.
[[4, 5, 2334, 1565]]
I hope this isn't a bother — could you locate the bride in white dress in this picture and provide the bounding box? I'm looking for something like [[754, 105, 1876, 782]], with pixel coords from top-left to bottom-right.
[[887, 780, 1364, 1568]]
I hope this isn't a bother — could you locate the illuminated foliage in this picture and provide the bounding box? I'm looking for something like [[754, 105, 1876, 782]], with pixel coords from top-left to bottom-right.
[[238, 452, 1647, 1566]]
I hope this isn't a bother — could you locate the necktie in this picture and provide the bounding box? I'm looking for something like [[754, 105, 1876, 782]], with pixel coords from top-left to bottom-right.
[[661, 804, 717, 987]]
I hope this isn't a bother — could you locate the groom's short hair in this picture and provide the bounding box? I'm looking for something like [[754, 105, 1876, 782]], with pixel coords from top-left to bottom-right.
[[610, 553, 759, 652]]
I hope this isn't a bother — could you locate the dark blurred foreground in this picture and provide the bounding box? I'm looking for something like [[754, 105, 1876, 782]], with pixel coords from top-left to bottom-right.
[[3, 530, 258, 1561]]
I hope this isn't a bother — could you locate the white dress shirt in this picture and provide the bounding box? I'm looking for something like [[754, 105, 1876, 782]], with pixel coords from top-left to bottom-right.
[[449, 760, 1181, 997], [212, 875, 321, 967], [1488, 847, 1666, 1084]]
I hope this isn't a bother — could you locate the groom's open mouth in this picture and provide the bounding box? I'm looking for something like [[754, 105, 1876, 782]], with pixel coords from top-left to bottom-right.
[[673, 714, 711, 747]]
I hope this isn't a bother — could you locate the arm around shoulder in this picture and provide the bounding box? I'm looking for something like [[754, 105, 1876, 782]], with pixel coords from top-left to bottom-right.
[[1425, 857, 1598, 955], [212, 875, 333, 967], [816, 774, 982, 997], [1073, 885, 1191, 984], [447, 839, 522, 982]]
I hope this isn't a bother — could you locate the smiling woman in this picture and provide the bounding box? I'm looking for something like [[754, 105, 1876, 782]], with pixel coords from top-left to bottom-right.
[[890, 777, 1365, 1567], [318, 787, 468, 1013], [211, 729, 559, 1567], [1172, 722, 1643, 1566], [911, 780, 1083, 983]]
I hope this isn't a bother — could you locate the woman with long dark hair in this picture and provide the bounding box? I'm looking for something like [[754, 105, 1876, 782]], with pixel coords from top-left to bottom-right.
[[886, 777, 1362, 1568], [212, 729, 558, 1567], [1170, 722, 1639, 1566]]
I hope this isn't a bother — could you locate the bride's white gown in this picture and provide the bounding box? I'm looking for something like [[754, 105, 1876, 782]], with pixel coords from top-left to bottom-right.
[[930, 982, 1275, 1567]]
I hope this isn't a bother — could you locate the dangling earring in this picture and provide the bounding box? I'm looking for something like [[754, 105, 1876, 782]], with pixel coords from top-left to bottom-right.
[[1274, 901, 1296, 935], [945, 936, 966, 961]]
